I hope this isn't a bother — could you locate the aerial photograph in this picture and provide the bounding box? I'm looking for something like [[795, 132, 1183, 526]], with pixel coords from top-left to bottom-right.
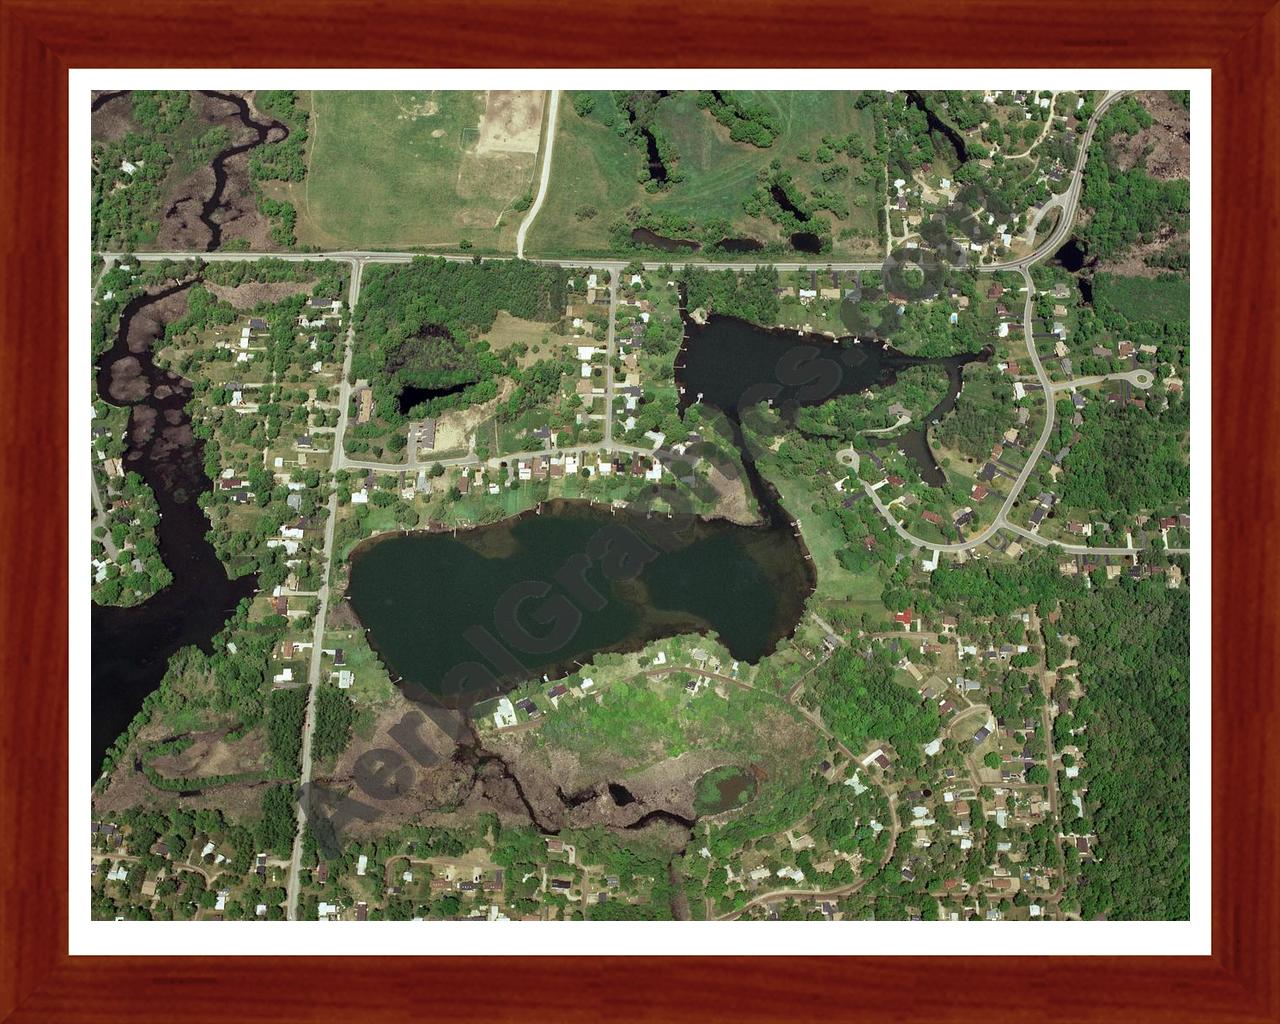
[[88, 86, 1191, 925]]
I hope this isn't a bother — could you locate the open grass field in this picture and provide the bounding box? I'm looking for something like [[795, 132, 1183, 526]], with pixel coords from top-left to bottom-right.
[[1093, 272, 1190, 325], [479, 311, 573, 368], [764, 463, 884, 611], [527, 90, 883, 258], [277, 90, 545, 251]]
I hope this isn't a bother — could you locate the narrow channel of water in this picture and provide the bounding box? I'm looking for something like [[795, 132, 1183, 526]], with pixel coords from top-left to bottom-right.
[[92, 281, 257, 779]]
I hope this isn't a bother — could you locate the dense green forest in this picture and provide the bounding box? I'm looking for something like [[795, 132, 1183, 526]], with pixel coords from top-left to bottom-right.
[[312, 687, 356, 763], [810, 645, 941, 759], [350, 257, 570, 425], [1079, 97, 1190, 260], [266, 687, 308, 777], [1057, 580, 1189, 919], [933, 364, 1017, 461], [680, 265, 779, 324], [1059, 399, 1189, 515]]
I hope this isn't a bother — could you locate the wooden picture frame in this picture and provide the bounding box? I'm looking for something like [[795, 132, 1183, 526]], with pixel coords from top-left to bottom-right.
[[2, 1, 1273, 1019]]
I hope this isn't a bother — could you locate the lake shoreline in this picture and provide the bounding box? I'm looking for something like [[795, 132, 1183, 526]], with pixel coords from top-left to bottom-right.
[[341, 493, 818, 714]]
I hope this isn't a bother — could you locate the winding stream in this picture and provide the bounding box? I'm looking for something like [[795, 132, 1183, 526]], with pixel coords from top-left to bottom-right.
[[194, 91, 287, 250]]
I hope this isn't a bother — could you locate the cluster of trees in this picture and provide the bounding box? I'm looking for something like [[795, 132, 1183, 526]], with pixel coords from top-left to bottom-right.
[[932, 365, 1016, 460], [1057, 579, 1189, 919], [696, 91, 780, 147], [1079, 96, 1190, 260], [1091, 272, 1189, 353], [504, 356, 575, 418], [266, 686, 307, 777], [311, 686, 355, 763], [200, 256, 347, 298], [256, 784, 299, 857], [809, 645, 941, 758], [257, 197, 297, 247], [680, 264, 779, 324], [247, 90, 309, 248], [795, 364, 949, 440], [92, 470, 173, 606], [926, 552, 1190, 919], [248, 91, 308, 183], [351, 257, 570, 426], [91, 802, 294, 921], [885, 92, 938, 177]]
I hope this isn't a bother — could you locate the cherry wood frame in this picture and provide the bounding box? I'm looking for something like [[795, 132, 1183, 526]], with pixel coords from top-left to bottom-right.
[[2, 1, 1275, 1020]]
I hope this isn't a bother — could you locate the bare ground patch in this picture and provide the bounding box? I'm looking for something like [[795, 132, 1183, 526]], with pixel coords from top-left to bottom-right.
[[433, 383, 514, 452], [206, 280, 315, 308], [149, 727, 269, 779], [312, 693, 478, 836], [1109, 91, 1190, 182], [706, 462, 757, 525], [475, 91, 545, 155]]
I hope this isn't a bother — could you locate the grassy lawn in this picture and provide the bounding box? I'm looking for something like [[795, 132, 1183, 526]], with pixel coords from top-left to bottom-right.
[[280, 90, 540, 251], [323, 628, 395, 706], [527, 91, 882, 258], [764, 462, 884, 607]]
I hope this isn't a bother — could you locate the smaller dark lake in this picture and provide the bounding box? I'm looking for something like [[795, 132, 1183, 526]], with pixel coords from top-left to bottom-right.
[[716, 237, 763, 253], [694, 766, 756, 814], [632, 227, 700, 252], [790, 231, 822, 254], [608, 782, 637, 806], [1051, 237, 1098, 273], [345, 500, 812, 706], [398, 378, 476, 415], [676, 311, 989, 486]]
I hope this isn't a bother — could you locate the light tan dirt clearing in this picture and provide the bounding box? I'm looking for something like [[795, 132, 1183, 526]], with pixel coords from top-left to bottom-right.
[[475, 91, 546, 155]]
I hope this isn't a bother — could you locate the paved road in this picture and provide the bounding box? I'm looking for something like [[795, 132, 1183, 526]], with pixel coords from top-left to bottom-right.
[[515, 89, 559, 260], [1049, 368, 1154, 392], [285, 257, 361, 920], [105, 92, 1168, 569], [603, 270, 619, 446]]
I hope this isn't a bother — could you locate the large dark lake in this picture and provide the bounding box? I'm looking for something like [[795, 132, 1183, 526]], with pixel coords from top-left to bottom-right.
[[345, 500, 811, 704]]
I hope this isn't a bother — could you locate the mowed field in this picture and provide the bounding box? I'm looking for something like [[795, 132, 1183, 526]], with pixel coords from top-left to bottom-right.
[[527, 90, 883, 258], [276, 90, 546, 251]]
